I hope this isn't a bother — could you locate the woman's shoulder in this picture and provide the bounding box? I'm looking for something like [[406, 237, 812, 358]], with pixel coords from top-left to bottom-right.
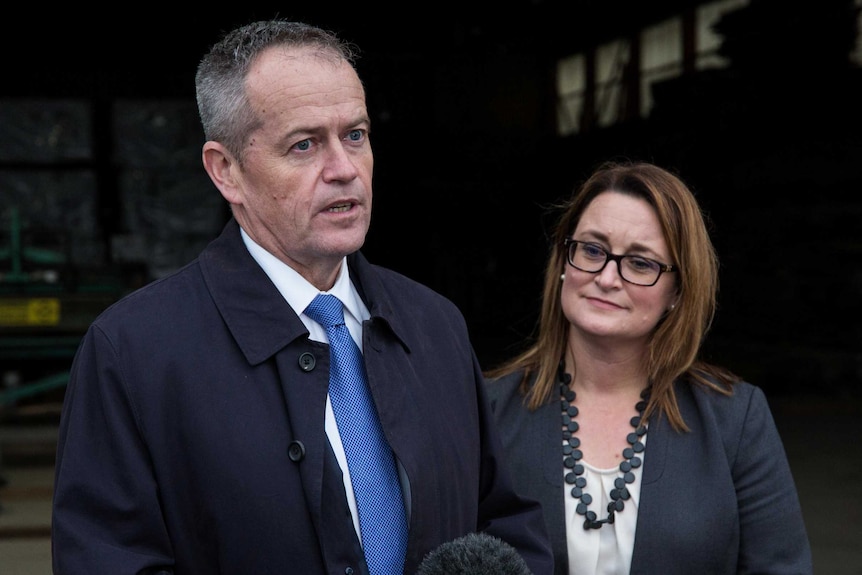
[[685, 377, 763, 407], [484, 368, 529, 403], [682, 378, 776, 436], [485, 367, 526, 384]]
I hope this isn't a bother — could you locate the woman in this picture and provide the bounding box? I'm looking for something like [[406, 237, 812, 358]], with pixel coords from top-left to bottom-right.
[[485, 160, 812, 574]]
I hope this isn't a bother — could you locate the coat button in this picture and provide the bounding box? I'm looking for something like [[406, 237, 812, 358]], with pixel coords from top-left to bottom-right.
[[288, 441, 305, 462], [344, 568, 354, 575], [298, 352, 316, 371]]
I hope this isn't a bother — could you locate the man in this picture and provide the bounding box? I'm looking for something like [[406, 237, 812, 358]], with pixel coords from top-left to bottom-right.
[[51, 19, 553, 575]]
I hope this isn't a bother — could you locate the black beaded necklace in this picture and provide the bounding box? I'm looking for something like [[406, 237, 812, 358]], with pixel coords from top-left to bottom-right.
[[559, 362, 650, 530]]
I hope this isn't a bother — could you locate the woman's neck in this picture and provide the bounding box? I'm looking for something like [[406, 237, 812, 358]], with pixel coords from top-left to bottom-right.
[[566, 335, 649, 394]]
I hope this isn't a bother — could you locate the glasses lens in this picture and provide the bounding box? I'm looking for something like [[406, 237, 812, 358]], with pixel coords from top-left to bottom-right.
[[570, 242, 606, 272], [620, 256, 661, 286], [568, 241, 663, 286]]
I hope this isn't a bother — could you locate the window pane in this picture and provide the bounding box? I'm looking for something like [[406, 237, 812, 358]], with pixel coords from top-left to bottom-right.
[[596, 40, 631, 127], [556, 54, 586, 135], [640, 17, 683, 117], [696, 0, 750, 70]]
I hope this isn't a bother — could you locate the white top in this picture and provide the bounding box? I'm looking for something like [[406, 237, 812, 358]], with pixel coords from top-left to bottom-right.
[[565, 435, 646, 575]]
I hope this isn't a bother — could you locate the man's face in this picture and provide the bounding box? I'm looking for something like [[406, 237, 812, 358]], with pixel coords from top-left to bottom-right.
[[228, 46, 373, 284]]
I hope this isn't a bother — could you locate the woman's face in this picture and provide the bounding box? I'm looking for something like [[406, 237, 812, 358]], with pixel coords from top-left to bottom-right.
[[561, 191, 678, 346]]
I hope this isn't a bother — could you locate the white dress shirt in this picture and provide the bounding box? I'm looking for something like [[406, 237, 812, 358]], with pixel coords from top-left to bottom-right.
[[565, 436, 647, 575]]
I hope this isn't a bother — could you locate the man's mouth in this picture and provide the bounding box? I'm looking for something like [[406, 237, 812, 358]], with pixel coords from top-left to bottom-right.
[[328, 202, 352, 213]]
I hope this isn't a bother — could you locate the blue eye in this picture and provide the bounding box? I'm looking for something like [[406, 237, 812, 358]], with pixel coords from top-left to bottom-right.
[[581, 243, 606, 260], [624, 256, 660, 274], [347, 129, 363, 142], [565, 238, 676, 286], [295, 139, 311, 151]]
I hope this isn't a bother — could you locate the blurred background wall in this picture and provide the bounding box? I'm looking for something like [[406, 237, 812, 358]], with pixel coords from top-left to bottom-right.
[[2, 0, 861, 414], [2, 2, 861, 571]]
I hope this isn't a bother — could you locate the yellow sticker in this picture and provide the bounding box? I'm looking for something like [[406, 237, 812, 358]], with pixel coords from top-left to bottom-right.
[[0, 298, 61, 326]]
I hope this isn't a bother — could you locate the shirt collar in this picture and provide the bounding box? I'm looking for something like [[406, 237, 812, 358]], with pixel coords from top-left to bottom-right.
[[239, 227, 368, 324]]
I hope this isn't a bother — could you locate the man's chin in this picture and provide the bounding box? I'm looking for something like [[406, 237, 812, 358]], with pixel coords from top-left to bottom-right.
[[328, 236, 366, 258]]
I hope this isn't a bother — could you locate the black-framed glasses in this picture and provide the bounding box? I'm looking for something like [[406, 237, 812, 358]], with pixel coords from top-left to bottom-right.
[[563, 239, 677, 287]]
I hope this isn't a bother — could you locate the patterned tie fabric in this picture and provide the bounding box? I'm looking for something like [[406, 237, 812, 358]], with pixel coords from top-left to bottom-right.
[[304, 294, 408, 575]]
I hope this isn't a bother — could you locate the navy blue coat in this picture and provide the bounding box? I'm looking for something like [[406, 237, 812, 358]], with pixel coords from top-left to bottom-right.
[[486, 371, 813, 575], [52, 219, 553, 575]]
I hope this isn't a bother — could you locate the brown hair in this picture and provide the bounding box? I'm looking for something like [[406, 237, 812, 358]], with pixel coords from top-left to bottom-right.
[[485, 160, 739, 432]]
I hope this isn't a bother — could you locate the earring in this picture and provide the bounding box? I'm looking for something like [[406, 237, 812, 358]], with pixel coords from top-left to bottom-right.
[[560, 274, 565, 281], [669, 304, 676, 311]]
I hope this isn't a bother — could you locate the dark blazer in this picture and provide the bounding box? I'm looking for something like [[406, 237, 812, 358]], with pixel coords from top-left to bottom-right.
[[52, 218, 553, 575], [486, 370, 813, 575]]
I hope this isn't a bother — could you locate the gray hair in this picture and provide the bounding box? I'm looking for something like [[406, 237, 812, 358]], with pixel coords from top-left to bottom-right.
[[195, 19, 359, 165]]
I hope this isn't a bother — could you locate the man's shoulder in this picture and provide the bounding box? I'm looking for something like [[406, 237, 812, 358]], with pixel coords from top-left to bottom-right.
[[92, 258, 206, 328], [369, 263, 444, 298], [350, 253, 455, 308]]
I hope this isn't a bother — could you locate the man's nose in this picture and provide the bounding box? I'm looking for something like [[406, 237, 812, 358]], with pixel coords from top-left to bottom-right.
[[321, 143, 359, 182]]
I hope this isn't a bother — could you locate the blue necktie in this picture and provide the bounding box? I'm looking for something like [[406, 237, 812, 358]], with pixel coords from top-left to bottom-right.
[[304, 294, 408, 575]]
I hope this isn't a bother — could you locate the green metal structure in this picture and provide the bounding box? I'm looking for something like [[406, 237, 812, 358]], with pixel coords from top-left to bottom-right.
[[0, 207, 125, 409]]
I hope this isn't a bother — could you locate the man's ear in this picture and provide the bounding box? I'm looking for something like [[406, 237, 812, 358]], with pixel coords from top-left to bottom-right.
[[202, 141, 242, 205]]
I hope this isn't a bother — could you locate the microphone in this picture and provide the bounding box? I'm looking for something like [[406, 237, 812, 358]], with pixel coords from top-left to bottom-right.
[[416, 532, 533, 575]]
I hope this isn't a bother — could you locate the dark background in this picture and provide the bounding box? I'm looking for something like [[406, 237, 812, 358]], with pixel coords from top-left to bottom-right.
[[2, 0, 861, 403]]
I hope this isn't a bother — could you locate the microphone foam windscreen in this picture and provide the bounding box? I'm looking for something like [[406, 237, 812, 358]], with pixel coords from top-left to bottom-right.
[[416, 531, 532, 575]]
